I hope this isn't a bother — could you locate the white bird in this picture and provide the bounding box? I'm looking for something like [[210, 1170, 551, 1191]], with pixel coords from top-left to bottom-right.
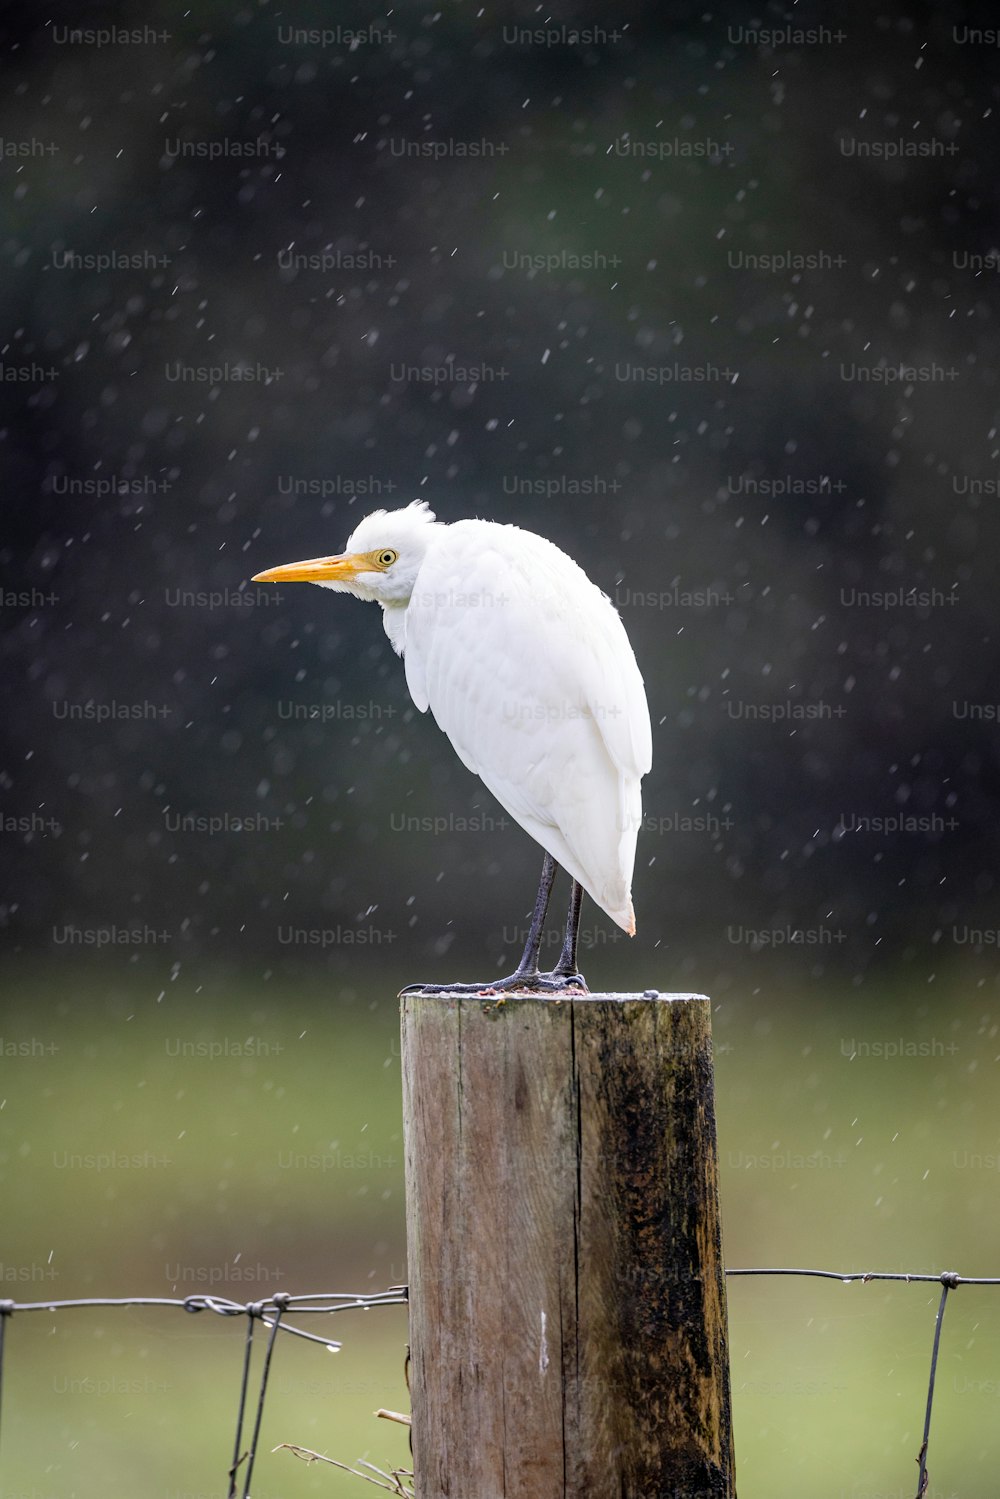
[[253, 502, 652, 993]]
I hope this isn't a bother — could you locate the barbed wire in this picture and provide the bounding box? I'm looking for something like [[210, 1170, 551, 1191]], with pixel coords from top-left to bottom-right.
[[0, 1269, 995, 1499]]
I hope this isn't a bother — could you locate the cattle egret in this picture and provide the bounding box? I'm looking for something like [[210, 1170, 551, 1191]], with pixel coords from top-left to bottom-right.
[[253, 502, 651, 993]]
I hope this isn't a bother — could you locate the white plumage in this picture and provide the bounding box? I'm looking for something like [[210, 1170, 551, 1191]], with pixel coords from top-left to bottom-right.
[[400, 517, 649, 931], [253, 502, 651, 980]]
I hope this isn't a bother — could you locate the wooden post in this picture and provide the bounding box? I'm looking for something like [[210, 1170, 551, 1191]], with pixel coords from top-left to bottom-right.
[[400, 991, 734, 1499]]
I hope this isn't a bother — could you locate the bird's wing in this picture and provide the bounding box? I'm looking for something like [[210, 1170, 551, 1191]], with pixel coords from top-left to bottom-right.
[[405, 524, 650, 772], [565, 566, 653, 780], [401, 521, 651, 929]]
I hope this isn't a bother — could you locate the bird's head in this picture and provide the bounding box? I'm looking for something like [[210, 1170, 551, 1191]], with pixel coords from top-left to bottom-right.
[[252, 500, 440, 606]]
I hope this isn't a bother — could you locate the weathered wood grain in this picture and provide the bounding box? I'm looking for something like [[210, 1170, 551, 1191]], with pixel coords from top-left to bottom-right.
[[401, 991, 734, 1499]]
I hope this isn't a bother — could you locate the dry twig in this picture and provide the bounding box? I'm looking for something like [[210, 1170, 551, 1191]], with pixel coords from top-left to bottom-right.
[[274, 1441, 415, 1496]]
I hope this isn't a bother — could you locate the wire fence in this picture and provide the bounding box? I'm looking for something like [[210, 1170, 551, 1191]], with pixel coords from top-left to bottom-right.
[[0, 1268, 996, 1499], [0, 1287, 410, 1499]]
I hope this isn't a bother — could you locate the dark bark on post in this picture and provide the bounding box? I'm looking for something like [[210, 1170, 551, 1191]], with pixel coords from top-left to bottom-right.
[[400, 991, 734, 1499]]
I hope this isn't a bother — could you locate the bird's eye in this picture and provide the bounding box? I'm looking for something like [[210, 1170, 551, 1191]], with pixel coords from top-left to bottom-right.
[[377, 550, 397, 567]]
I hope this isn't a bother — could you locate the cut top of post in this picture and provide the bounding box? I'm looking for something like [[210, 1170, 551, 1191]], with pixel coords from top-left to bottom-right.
[[399, 989, 710, 1004]]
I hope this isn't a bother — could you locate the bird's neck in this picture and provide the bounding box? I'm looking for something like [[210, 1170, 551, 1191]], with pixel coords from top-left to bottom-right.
[[381, 601, 408, 657]]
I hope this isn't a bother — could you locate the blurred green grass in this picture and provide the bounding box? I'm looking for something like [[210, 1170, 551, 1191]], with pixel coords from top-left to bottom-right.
[[1, 963, 998, 1497]]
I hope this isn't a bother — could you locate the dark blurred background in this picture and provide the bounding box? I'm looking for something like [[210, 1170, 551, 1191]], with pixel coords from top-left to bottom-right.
[[2, 2, 1000, 1496]]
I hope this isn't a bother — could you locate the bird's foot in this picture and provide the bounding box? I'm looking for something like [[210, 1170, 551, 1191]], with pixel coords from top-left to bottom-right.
[[538, 968, 589, 993], [400, 968, 589, 998]]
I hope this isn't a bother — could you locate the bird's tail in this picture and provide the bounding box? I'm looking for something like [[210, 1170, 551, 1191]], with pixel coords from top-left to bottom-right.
[[610, 899, 636, 936]]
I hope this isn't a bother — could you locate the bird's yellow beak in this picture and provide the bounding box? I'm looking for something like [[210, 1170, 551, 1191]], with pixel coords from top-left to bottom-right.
[[252, 552, 368, 584]]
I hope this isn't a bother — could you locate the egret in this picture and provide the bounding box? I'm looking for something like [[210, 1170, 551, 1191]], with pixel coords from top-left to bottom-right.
[[253, 502, 651, 993]]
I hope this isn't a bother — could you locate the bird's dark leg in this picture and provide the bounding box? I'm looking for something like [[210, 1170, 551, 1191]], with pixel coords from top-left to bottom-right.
[[399, 853, 587, 997], [514, 849, 558, 974], [541, 878, 587, 988]]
